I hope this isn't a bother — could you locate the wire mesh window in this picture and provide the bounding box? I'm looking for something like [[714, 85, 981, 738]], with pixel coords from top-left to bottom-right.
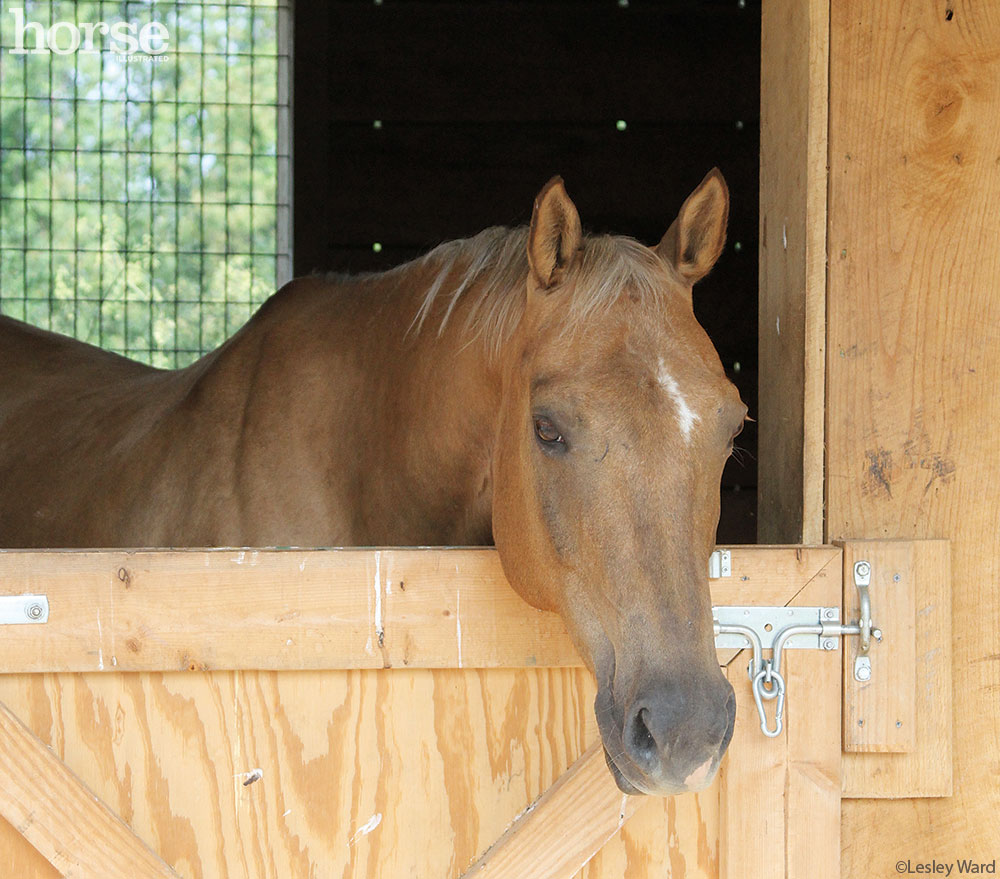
[[0, 0, 292, 368]]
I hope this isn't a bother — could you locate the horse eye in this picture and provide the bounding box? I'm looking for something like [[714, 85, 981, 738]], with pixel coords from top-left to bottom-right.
[[534, 416, 565, 446]]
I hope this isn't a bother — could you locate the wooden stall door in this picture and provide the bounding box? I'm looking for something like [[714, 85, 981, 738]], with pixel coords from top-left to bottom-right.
[[0, 547, 840, 878]]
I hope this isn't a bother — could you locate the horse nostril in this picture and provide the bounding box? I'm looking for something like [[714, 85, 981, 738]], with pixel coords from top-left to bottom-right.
[[719, 688, 737, 752], [627, 706, 659, 768]]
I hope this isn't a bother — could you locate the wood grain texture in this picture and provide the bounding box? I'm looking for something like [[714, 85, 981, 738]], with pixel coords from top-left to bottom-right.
[[0, 698, 179, 879], [460, 741, 649, 879], [757, 0, 829, 545], [841, 541, 917, 753], [841, 540, 952, 797], [827, 0, 1000, 868], [0, 547, 837, 674], [0, 667, 598, 878], [719, 558, 841, 879]]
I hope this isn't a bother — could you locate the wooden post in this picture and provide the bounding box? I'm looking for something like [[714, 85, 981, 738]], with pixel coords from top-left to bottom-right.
[[757, 0, 829, 545]]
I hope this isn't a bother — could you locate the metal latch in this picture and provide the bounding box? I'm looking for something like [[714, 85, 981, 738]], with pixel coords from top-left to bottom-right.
[[0, 594, 49, 624], [713, 559, 881, 738]]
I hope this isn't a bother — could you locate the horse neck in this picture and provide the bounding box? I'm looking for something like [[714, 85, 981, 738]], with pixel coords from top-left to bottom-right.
[[355, 262, 510, 544], [231, 263, 510, 545]]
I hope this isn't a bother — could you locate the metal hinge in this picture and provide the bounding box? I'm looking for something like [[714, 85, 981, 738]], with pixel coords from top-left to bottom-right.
[[713, 560, 881, 738], [0, 594, 49, 625]]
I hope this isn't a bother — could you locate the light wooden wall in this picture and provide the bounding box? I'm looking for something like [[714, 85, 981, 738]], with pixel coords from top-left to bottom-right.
[[0, 547, 839, 878], [825, 0, 1000, 870]]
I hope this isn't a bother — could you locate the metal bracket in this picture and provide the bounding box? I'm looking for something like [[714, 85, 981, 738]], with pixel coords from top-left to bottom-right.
[[713, 562, 880, 738], [0, 594, 49, 625], [708, 549, 732, 578]]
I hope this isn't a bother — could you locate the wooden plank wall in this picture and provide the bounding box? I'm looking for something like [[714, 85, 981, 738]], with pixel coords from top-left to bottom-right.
[[293, 0, 762, 543], [826, 0, 1000, 871], [0, 547, 833, 878]]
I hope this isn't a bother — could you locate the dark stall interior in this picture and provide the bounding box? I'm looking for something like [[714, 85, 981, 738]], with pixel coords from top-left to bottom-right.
[[293, 0, 760, 544]]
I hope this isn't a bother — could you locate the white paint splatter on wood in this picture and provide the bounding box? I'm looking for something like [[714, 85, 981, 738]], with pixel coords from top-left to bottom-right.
[[374, 551, 384, 645], [348, 812, 382, 845], [456, 590, 463, 668]]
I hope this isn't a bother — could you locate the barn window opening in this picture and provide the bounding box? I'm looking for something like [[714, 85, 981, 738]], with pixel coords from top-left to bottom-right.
[[0, 0, 292, 368]]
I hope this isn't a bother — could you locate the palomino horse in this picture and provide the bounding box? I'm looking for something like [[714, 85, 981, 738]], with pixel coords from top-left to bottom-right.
[[0, 170, 746, 795]]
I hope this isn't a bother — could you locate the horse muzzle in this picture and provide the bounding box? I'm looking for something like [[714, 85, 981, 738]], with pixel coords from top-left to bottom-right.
[[597, 673, 736, 796]]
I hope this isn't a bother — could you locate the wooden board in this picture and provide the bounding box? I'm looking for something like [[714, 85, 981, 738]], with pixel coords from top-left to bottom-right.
[[841, 540, 952, 797], [0, 699, 179, 879], [718, 562, 841, 879], [840, 540, 917, 753], [827, 0, 1000, 868], [757, 0, 828, 545], [0, 547, 838, 674]]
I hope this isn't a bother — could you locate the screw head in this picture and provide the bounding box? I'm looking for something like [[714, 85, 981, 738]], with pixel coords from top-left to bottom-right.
[[25, 603, 43, 620], [823, 607, 838, 620], [822, 638, 837, 651], [855, 664, 872, 682], [856, 561, 871, 577], [893, 573, 901, 582]]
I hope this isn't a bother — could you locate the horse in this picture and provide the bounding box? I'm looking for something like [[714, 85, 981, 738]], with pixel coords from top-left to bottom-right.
[[0, 169, 747, 796]]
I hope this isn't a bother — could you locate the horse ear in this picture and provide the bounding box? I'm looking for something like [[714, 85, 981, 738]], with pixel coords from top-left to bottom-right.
[[527, 176, 582, 290], [656, 168, 729, 285]]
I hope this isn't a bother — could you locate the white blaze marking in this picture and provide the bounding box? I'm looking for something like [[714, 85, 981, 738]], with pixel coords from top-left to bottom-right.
[[657, 358, 700, 443]]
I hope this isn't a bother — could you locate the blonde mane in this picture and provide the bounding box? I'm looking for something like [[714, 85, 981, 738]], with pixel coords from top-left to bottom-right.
[[408, 226, 674, 359]]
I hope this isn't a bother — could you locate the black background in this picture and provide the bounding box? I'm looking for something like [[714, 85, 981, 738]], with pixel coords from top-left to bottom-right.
[[293, 0, 760, 543]]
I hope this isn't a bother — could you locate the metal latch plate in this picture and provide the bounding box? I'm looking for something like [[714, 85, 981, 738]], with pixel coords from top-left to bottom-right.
[[0, 594, 49, 624], [714, 605, 840, 650]]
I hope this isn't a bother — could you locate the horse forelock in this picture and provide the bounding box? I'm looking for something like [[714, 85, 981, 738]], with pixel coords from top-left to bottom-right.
[[407, 226, 677, 360]]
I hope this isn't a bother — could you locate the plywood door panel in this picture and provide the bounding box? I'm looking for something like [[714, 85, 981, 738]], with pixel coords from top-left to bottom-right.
[[0, 668, 598, 878], [827, 0, 1000, 870]]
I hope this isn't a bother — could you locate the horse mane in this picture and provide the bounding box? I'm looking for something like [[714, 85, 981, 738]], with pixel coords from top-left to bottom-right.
[[407, 225, 673, 359]]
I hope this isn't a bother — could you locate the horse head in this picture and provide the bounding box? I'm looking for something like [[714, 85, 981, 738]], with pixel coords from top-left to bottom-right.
[[492, 170, 746, 795]]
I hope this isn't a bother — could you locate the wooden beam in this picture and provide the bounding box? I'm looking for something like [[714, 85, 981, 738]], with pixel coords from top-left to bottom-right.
[[0, 546, 838, 674], [757, 0, 829, 545], [459, 741, 650, 879], [0, 698, 179, 879]]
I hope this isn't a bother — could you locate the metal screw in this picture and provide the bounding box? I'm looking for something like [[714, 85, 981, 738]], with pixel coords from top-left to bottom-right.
[[25, 603, 43, 620], [872, 628, 883, 641], [822, 638, 837, 651], [823, 607, 838, 620], [855, 664, 872, 682], [893, 573, 901, 582], [896, 720, 902, 728], [856, 561, 871, 578]]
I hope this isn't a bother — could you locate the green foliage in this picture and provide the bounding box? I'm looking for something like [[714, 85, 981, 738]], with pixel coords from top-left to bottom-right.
[[0, 0, 287, 367]]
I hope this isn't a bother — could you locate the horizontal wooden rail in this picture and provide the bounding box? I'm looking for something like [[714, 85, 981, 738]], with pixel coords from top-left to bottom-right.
[[0, 546, 838, 674]]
